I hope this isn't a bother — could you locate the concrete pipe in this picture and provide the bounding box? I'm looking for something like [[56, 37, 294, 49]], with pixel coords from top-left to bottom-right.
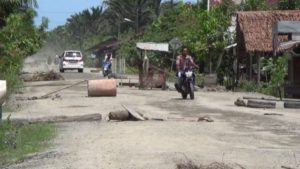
[[87, 79, 117, 97]]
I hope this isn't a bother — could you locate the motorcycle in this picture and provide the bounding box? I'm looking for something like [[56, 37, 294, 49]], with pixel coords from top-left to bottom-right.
[[102, 61, 112, 78], [176, 69, 195, 100]]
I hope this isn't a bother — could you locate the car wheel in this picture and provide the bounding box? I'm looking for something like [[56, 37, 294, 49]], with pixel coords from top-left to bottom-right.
[[78, 69, 83, 73], [60, 69, 64, 73]]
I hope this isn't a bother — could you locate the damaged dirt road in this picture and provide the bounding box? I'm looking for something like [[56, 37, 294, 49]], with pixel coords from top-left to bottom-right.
[[3, 69, 300, 169]]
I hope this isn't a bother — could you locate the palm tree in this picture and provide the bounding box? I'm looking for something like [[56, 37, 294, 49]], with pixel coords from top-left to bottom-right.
[[0, 0, 38, 8], [104, 0, 162, 34]]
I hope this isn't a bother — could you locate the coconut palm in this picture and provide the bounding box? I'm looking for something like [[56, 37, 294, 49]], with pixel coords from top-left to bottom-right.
[[0, 0, 38, 8], [104, 0, 162, 34]]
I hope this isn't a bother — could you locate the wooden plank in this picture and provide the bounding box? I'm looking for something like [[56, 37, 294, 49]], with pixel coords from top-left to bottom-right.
[[122, 105, 145, 121]]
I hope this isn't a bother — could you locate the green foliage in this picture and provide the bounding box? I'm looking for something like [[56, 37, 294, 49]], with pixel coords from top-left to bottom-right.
[[217, 52, 235, 89], [0, 9, 47, 96], [117, 29, 139, 62], [240, 0, 268, 11], [0, 119, 56, 166], [278, 0, 300, 10], [237, 79, 258, 92], [219, 0, 237, 16], [237, 55, 288, 97], [104, 0, 162, 33], [270, 55, 288, 88], [0, 0, 38, 28], [143, 2, 182, 42], [176, 4, 229, 72]]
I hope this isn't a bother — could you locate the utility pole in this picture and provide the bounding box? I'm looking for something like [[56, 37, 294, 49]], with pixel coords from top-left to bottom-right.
[[207, 0, 210, 11], [117, 20, 121, 40]]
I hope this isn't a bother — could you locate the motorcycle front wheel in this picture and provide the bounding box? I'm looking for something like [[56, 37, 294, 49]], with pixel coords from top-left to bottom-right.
[[181, 93, 188, 99]]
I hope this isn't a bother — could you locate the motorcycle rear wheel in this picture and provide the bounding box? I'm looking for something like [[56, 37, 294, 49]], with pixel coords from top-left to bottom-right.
[[181, 93, 187, 99]]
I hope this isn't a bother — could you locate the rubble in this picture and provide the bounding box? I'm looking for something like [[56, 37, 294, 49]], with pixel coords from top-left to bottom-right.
[[22, 71, 64, 82], [234, 98, 246, 107], [176, 161, 234, 169], [197, 116, 214, 122]]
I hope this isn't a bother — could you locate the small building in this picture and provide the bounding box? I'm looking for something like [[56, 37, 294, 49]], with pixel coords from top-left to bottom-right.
[[88, 38, 125, 74], [236, 10, 300, 98], [88, 37, 119, 67]]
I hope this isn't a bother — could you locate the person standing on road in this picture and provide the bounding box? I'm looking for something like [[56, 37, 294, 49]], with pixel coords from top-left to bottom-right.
[[175, 47, 199, 91]]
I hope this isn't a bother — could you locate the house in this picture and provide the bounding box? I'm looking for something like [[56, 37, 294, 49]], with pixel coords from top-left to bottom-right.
[[88, 37, 119, 65], [88, 37, 125, 74], [274, 21, 300, 98], [236, 10, 300, 98]]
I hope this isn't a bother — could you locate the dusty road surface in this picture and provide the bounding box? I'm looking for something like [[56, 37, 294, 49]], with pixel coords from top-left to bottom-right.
[[3, 66, 300, 169]]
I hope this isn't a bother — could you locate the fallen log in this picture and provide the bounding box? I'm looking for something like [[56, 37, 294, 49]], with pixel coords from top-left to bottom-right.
[[108, 106, 147, 121], [247, 100, 276, 109], [108, 110, 130, 121], [243, 96, 300, 102], [12, 113, 102, 124], [284, 101, 300, 109], [264, 113, 283, 116], [243, 96, 280, 102]]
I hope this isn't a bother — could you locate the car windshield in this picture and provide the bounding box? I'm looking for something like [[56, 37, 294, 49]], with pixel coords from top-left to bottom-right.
[[65, 52, 81, 57]]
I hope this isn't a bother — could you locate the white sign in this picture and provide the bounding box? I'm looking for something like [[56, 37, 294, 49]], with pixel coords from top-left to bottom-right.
[[136, 42, 169, 52], [0, 80, 7, 104]]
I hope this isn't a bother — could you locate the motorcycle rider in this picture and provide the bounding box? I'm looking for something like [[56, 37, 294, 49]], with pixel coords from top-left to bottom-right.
[[102, 53, 113, 77], [175, 47, 199, 92], [104, 53, 113, 63]]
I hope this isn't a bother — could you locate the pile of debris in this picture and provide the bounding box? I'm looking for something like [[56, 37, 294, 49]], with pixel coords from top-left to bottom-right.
[[108, 105, 214, 123], [22, 71, 64, 82], [108, 105, 147, 121], [176, 161, 234, 169]]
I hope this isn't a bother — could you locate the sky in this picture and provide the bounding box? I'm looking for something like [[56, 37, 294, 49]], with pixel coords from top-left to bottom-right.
[[34, 0, 197, 31], [34, 0, 103, 30]]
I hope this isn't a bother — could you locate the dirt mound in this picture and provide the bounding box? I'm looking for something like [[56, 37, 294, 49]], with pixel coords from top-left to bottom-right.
[[22, 71, 64, 82]]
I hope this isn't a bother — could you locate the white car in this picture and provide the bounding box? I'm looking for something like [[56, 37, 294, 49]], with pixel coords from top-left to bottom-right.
[[59, 50, 84, 73]]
